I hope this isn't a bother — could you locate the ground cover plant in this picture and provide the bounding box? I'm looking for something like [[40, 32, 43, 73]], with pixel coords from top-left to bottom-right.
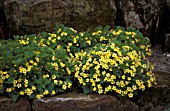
[[0, 25, 157, 101]]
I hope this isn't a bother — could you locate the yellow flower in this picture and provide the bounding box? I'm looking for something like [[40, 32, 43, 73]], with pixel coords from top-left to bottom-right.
[[33, 62, 37, 66], [29, 60, 34, 64], [5, 74, 9, 79], [51, 90, 56, 95], [68, 82, 72, 88], [95, 78, 100, 82], [50, 33, 56, 37], [25, 88, 33, 96], [57, 36, 60, 40], [60, 62, 65, 67], [112, 86, 116, 91], [52, 56, 56, 61], [128, 93, 133, 98], [123, 90, 128, 95], [57, 45, 60, 49], [98, 89, 103, 94], [27, 66, 32, 72], [122, 75, 125, 79], [32, 86, 36, 90], [20, 91, 25, 95], [106, 73, 110, 77], [70, 28, 77, 33], [116, 89, 122, 94], [132, 85, 137, 90], [57, 29, 61, 33], [130, 73, 135, 77], [43, 75, 46, 79], [68, 43, 72, 46], [52, 75, 56, 79], [43, 90, 49, 95], [0, 78, 3, 83], [140, 45, 145, 49], [54, 80, 58, 84], [73, 38, 77, 43], [62, 85, 67, 90], [127, 87, 132, 92], [52, 39, 56, 43], [67, 46, 70, 52], [125, 81, 129, 85], [46, 74, 49, 78], [111, 75, 116, 79], [55, 66, 58, 70], [127, 77, 131, 81], [66, 67, 71, 75], [6, 88, 12, 93], [24, 84, 28, 87], [93, 87, 97, 91], [125, 31, 131, 35], [36, 94, 44, 99], [139, 85, 145, 91], [24, 79, 28, 83], [61, 32, 67, 36], [87, 40, 91, 45], [48, 37, 52, 40], [102, 71, 106, 75], [59, 80, 63, 84], [17, 83, 22, 88]]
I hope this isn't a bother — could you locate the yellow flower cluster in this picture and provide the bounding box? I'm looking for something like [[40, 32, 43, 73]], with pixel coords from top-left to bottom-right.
[[111, 29, 122, 35], [0, 71, 9, 88], [73, 40, 156, 98], [0, 25, 156, 101]]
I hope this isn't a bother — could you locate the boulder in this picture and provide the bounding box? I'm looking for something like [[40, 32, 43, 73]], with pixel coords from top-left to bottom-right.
[[4, 0, 53, 35], [136, 86, 170, 111], [165, 33, 170, 51], [0, 96, 31, 111], [32, 93, 138, 111], [0, 0, 6, 39], [3, 0, 116, 35], [140, 45, 170, 111], [115, 0, 166, 45]]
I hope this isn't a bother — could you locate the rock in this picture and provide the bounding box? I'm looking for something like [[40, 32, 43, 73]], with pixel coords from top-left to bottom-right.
[[4, 0, 54, 35], [136, 86, 170, 111], [139, 45, 170, 111], [165, 34, 170, 51], [0, 0, 5, 39], [115, 0, 166, 45], [0, 96, 31, 111], [4, 0, 116, 35], [167, 0, 170, 10], [32, 93, 138, 111]]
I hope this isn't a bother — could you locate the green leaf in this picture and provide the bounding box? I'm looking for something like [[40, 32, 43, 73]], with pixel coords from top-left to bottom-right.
[[11, 91, 19, 102], [37, 86, 43, 93], [83, 86, 90, 94], [47, 85, 54, 92]]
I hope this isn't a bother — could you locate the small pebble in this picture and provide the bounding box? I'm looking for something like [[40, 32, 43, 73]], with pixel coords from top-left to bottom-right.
[[167, 54, 170, 57]]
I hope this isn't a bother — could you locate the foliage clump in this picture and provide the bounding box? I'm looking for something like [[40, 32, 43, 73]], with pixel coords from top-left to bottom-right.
[[0, 25, 156, 101]]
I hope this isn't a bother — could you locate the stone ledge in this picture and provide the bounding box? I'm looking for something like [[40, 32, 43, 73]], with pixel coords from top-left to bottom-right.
[[0, 96, 31, 111], [32, 93, 138, 111]]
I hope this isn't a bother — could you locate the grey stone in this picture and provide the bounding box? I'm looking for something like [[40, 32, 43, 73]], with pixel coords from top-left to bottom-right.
[[0, 96, 31, 111], [116, 0, 165, 37], [32, 93, 138, 111], [4, 0, 116, 34], [136, 86, 170, 111], [165, 34, 170, 51]]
